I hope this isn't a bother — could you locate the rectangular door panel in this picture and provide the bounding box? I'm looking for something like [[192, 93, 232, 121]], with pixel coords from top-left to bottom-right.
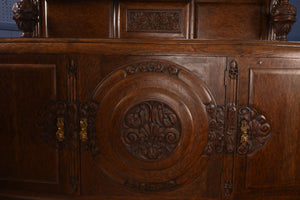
[[0, 63, 69, 194], [235, 58, 300, 199], [247, 68, 300, 189]]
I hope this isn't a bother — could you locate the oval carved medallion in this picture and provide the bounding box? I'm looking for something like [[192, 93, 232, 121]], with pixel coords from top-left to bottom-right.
[[121, 101, 181, 161]]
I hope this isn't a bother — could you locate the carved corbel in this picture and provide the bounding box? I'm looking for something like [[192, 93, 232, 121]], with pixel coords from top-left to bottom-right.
[[270, 0, 297, 41], [12, 0, 39, 38]]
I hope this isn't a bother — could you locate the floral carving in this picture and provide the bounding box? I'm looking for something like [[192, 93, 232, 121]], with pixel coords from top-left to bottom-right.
[[125, 61, 180, 76], [79, 102, 99, 153], [121, 101, 181, 161], [203, 102, 225, 155], [127, 9, 182, 33], [237, 107, 272, 155], [36, 101, 67, 149]]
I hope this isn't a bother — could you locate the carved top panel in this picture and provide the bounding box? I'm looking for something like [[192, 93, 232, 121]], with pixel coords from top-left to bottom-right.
[[127, 9, 182, 33]]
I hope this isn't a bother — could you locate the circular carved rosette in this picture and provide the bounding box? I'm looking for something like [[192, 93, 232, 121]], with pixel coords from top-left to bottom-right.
[[89, 60, 216, 192], [121, 101, 181, 161]]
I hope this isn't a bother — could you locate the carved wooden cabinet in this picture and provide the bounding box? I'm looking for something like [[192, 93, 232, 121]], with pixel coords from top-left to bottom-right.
[[0, 39, 299, 200]]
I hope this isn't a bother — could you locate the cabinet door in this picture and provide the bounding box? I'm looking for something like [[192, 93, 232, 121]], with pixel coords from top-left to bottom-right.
[[0, 55, 72, 196], [78, 56, 228, 200], [234, 57, 300, 199]]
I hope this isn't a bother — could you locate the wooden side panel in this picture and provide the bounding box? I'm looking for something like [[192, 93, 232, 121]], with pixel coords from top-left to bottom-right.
[[248, 68, 300, 189], [235, 58, 300, 199], [119, 1, 189, 39], [47, 0, 112, 38], [196, 2, 266, 40]]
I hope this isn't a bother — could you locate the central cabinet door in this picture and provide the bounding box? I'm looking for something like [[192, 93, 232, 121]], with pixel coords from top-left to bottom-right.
[[78, 55, 227, 199]]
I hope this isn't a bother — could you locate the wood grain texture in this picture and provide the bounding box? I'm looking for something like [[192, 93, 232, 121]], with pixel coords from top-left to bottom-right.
[[0, 63, 70, 194], [235, 57, 300, 199], [46, 0, 112, 38], [41, 0, 279, 40], [0, 40, 300, 200], [196, 2, 266, 40]]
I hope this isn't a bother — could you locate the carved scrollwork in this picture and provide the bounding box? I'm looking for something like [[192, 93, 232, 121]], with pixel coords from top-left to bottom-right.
[[121, 101, 181, 161], [203, 102, 225, 156], [125, 179, 178, 192], [270, 0, 297, 41], [125, 61, 180, 77], [36, 101, 67, 149], [127, 9, 182, 33], [79, 102, 99, 153], [237, 107, 272, 155], [12, 0, 39, 38]]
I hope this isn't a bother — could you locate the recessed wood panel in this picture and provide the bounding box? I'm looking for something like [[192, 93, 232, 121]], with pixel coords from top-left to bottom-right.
[[119, 1, 189, 39], [47, 0, 112, 38], [0, 64, 62, 192], [246, 68, 300, 189], [196, 3, 265, 40]]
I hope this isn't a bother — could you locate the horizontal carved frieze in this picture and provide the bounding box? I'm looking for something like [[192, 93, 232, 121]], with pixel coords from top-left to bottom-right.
[[127, 9, 182, 33]]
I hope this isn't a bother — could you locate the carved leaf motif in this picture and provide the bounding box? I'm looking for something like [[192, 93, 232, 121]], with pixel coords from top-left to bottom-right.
[[237, 107, 272, 155], [36, 101, 67, 149], [79, 102, 99, 152], [203, 102, 225, 155], [121, 101, 181, 161], [127, 9, 182, 33], [125, 61, 180, 76]]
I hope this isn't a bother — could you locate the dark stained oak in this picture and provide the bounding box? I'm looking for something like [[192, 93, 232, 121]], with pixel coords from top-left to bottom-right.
[[2, 0, 299, 199], [0, 39, 300, 200], [26, 0, 296, 40]]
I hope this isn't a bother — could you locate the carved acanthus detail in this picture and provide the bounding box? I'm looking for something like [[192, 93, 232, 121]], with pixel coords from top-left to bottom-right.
[[127, 9, 182, 33], [237, 107, 272, 155], [121, 101, 181, 161], [270, 0, 297, 41], [203, 102, 225, 155], [12, 0, 39, 38], [79, 102, 99, 153], [36, 101, 67, 149], [125, 61, 180, 76]]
